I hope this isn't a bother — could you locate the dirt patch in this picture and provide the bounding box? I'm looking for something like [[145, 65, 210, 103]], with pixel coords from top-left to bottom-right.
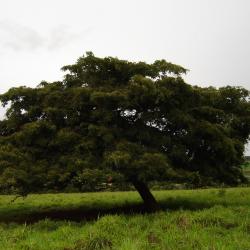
[[147, 232, 161, 245], [177, 215, 190, 230], [196, 218, 238, 229]]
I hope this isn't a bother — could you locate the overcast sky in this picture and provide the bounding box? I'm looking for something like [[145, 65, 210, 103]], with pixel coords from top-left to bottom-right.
[[0, 0, 249, 153]]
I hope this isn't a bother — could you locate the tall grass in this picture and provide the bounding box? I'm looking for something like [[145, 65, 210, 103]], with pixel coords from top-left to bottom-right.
[[0, 188, 249, 249]]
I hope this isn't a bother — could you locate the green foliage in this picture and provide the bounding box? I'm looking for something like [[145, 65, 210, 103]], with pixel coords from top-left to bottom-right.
[[0, 52, 250, 197]]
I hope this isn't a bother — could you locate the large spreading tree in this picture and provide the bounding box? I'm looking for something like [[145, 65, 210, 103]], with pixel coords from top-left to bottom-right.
[[0, 52, 250, 210]]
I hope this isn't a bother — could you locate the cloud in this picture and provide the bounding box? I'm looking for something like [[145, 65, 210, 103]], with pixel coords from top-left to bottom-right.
[[47, 25, 93, 50], [0, 20, 92, 51], [0, 21, 45, 51]]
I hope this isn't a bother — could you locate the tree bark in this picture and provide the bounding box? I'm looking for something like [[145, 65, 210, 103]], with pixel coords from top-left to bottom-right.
[[132, 180, 160, 212]]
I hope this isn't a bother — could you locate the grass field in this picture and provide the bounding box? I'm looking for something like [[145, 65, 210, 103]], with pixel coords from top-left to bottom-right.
[[0, 188, 250, 250]]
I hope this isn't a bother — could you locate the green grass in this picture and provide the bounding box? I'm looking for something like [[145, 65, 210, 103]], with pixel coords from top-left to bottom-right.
[[0, 188, 250, 249]]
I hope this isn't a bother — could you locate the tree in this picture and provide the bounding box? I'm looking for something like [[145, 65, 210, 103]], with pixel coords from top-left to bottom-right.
[[0, 52, 250, 211]]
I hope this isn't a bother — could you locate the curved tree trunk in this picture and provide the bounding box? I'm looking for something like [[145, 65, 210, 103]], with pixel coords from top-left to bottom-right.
[[132, 180, 160, 212]]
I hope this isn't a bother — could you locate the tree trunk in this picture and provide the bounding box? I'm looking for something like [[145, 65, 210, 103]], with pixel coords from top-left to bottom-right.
[[132, 180, 160, 212]]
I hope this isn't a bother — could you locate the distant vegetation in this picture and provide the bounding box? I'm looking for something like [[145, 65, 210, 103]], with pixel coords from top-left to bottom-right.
[[245, 156, 250, 161], [242, 157, 250, 181]]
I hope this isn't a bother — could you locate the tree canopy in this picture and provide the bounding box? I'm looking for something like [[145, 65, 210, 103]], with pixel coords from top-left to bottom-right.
[[0, 52, 250, 210]]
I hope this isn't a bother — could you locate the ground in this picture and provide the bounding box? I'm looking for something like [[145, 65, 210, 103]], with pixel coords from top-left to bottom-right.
[[0, 188, 250, 250]]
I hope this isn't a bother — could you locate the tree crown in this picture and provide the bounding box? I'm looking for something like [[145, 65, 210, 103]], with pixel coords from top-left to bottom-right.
[[0, 52, 249, 194]]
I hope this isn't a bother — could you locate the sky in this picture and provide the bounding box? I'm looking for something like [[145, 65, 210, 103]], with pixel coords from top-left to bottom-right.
[[0, 0, 249, 153]]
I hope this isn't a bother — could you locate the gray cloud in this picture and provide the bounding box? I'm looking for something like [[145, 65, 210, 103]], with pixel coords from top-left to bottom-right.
[[0, 21, 45, 50], [47, 25, 93, 50], [0, 20, 92, 51]]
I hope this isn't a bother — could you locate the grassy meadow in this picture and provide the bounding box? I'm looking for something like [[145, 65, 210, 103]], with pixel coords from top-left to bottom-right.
[[0, 188, 250, 250]]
